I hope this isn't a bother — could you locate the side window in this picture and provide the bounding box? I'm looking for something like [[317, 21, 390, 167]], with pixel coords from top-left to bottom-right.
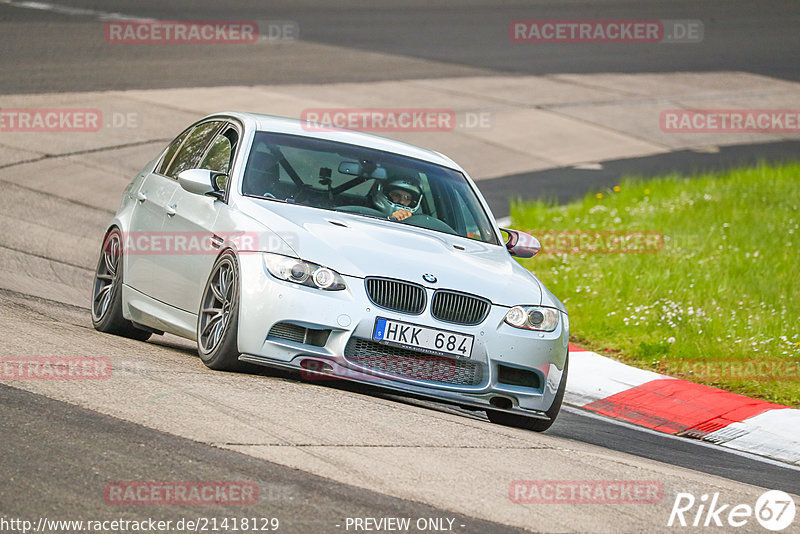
[[156, 128, 190, 176], [165, 121, 224, 179], [199, 127, 238, 191], [242, 141, 285, 197], [200, 128, 236, 173]]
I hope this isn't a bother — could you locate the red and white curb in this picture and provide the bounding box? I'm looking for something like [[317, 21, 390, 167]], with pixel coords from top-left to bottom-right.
[[564, 345, 800, 466]]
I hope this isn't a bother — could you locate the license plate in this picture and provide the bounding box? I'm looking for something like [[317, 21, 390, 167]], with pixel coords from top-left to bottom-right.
[[372, 318, 474, 359]]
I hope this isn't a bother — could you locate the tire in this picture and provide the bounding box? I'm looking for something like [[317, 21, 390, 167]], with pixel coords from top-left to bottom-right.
[[197, 250, 246, 371], [486, 351, 568, 432], [91, 229, 152, 341]]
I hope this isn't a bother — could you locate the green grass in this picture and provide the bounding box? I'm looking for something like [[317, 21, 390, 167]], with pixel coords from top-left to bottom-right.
[[511, 163, 800, 407]]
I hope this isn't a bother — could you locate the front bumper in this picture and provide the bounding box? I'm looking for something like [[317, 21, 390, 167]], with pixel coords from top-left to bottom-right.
[[236, 253, 569, 416]]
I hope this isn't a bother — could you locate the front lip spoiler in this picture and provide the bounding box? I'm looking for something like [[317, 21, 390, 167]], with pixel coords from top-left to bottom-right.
[[239, 353, 551, 421]]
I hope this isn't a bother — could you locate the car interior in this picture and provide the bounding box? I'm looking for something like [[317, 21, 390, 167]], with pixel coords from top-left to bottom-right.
[[241, 133, 498, 244]]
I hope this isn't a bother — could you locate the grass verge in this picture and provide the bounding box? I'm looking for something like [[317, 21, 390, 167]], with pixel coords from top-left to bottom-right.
[[512, 163, 800, 407]]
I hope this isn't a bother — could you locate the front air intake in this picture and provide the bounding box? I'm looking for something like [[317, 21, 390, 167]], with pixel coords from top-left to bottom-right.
[[268, 322, 330, 347]]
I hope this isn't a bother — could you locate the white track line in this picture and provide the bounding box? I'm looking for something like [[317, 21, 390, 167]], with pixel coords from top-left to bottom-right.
[[7, 1, 154, 21]]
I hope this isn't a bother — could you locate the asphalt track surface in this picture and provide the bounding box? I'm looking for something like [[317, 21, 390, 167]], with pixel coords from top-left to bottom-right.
[[1, 0, 799, 94], [0, 383, 522, 534], [3, 0, 799, 209], [2, 1, 800, 532]]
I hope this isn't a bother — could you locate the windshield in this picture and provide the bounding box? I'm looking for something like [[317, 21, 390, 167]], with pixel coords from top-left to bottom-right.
[[242, 132, 499, 245]]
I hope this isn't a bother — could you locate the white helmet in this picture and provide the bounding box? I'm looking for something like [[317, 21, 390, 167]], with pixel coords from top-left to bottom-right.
[[372, 176, 422, 215]]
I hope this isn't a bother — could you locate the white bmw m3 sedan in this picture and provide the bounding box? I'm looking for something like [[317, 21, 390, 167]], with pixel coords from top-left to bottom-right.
[[91, 112, 569, 431]]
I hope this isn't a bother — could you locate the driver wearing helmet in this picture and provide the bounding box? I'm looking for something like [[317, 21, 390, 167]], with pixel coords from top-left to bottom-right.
[[372, 176, 422, 221]]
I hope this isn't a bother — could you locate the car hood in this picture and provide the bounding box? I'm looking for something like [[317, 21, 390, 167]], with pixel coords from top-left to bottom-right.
[[238, 199, 542, 307]]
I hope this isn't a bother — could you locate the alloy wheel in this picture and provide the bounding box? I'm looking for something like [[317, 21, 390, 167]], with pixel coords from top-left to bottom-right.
[[199, 257, 236, 354], [92, 232, 121, 321]]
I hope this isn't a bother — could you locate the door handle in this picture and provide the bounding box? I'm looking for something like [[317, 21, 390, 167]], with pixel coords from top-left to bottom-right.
[[136, 191, 147, 203], [165, 204, 177, 216]]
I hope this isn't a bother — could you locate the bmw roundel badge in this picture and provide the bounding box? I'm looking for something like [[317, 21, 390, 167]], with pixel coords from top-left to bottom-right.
[[422, 274, 437, 283]]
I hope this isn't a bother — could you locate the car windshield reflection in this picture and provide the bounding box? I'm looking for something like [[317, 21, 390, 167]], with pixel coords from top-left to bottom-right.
[[242, 132, 499, 245]]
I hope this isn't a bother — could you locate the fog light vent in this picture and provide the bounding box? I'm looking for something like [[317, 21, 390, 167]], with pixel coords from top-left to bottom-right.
[[497, 364, 541, 390], [268, 322, 330, 347]]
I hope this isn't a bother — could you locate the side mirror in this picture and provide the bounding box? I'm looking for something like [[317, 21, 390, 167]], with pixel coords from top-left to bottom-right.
[[177, 169, 226, 199], [501, 228, 541, 258]]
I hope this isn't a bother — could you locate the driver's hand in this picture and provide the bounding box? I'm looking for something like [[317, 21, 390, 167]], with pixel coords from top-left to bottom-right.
[[391, 209, 412, 221]]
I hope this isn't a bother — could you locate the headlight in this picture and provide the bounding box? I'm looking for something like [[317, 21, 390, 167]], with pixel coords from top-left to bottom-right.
[[504, 306, 560, 332], [262, 253, 346, 291]]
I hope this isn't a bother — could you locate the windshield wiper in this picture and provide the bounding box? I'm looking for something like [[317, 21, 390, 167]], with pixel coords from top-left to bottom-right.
[[332, 209, 389, 221], [252, 195, 290, 203]]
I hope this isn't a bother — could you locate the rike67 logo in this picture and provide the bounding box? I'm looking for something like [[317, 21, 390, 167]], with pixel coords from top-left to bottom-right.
[[668, 490, 796, 531]]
